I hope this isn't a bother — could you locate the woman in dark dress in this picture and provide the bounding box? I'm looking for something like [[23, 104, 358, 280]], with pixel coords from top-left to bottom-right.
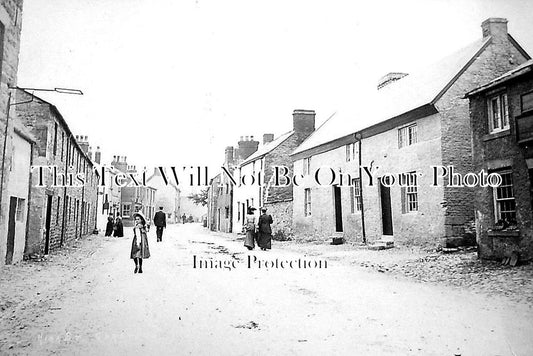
[[130, 212, 150, 273], [244, 207, 257, 250], [257, 207, 273, 250], [105, 214, 114, 236], [113, 214, 124, 237]]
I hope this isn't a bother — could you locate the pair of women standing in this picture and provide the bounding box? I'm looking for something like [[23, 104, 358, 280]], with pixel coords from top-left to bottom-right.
[[244, 207, 273, 251], [130, 212, 150, 273], [105, 214, 124, 237]]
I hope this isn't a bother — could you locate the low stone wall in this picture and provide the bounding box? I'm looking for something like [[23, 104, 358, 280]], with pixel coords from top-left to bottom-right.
[[264, 200, 293, 240]]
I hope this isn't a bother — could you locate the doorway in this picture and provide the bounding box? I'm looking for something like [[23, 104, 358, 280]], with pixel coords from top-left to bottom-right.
[[44, 195, 53, 254], [5, 197, 17, 264], [380, 177, 393, 236], [333, 185, 343, 232]]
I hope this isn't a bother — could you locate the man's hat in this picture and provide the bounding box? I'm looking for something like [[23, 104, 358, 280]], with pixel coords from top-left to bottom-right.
[[261, 207, 267, 212]]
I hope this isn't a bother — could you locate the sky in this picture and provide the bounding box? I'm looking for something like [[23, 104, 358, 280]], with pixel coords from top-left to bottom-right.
[[16, 0, 533, 176]]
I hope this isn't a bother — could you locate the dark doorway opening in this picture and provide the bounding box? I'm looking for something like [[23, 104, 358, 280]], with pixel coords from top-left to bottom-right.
[[5, 196, 17, 264], [44, 195, 53, 254], [380, 177, 393, 236], [333, 185, 343, 232]]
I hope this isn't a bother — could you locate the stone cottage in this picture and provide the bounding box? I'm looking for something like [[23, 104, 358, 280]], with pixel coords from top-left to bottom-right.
[[466, 59, 533, 262], [291, 18, 530, 246], [233, 110, 315, 237], [16, 90, 99, 255]]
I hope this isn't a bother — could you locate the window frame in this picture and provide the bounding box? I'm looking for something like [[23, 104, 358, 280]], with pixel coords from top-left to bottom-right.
[[492, 170, 516, 224], [304, 188, 311, 217], [398, 124, 418, 148], [303, 157, 311, 176], [401, 172, 419, 213], [487, 92, 510, 134]]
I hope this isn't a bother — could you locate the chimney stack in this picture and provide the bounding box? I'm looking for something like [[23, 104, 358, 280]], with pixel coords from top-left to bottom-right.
[[224, 146, 234, 165], [293, 109, 315, 135], [263, 134, 274, 144], [482, 18, 508, 42], [237, 135, 259, 160], [95, 146, 101, 165]]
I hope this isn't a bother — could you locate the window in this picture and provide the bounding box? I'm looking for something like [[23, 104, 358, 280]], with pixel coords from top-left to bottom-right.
[[53, 123, 58, 156], [350, 178, 362, 213], [122, 203, 131, 217], [488, 92, 509, 133], [225, 207, 229, 219], [346, 143, 358, 162], [521, 91, 533, 113], [401, 172, 418, 213], [303, 157, 311, 175], [304, 188, 311, 216], [398, 124, 418, 148], [15, 198, 25, 222], [237, 202, 240, 221], [493, 171, 516, 223]]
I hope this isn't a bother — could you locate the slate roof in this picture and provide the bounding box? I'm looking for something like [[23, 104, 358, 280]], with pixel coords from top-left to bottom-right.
[[240, 130, 294, 166], [465, 59, 533, 96], [292, 37, 491, 156]]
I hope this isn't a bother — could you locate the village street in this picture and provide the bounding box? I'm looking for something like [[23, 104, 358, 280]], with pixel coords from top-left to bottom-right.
[[1, 224, 532, 356]]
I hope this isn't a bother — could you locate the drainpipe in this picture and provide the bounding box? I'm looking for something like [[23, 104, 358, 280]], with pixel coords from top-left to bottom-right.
[[354, 132, 366, 244]]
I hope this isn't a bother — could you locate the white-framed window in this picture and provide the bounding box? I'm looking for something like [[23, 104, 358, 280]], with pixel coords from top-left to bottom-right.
[[304, 188, 311, 216], [401, 172, 418, 213], [303, 157, 311, 176], [493, 171, 516, 223], [488, 92, 509, 133], [15, 198, 25, 222], [350, 178, 362, 213], [122, 203, 131, 217], [398, 124, 418, 148]]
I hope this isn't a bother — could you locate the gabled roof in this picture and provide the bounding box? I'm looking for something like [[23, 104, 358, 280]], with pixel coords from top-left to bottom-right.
[[465, 59, 533, 96], [240, 130, 294, 166], [292, 37, 491, 157], [146, 171, 180, 191]]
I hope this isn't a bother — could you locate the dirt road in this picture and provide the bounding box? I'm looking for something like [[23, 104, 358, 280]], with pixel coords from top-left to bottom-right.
[[1, 224, 532, 355]]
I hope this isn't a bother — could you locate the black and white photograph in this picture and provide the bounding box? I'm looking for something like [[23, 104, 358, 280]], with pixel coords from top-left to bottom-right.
[[1, 0, 533, 354]]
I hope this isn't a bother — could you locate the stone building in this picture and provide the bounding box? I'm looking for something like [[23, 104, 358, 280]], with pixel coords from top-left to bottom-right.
[[233, 110, 315, 237], [146, 167, 180, 223], [207, 173, 221, 231], [291, 18, 530, 247], [0, 0, 28, 266], [466, 59, 533, 262], [95, 155, 122, 233], [15, 90, 99, 255], [111, 156, 156, 227]]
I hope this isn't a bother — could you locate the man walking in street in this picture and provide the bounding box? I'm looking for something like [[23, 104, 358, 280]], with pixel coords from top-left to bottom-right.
[[153, 207, 166, 242]]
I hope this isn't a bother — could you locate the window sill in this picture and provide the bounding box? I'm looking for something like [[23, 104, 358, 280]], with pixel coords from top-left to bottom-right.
[[487, 230, 520, 238], [483, 129, 511, 142]]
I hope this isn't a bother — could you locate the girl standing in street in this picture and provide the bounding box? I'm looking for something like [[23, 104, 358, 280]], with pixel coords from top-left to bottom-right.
[[244, 207, 257, 250], [131, 212, 150, 273]]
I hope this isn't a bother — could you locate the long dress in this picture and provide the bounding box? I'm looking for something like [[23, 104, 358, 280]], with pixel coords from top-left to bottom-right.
[[113, 217, 124, 237], [105, 217, 114, 236], [257, 213, 273, 250], [130, 225, 151, 259], [244, 214, 256, 249]]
